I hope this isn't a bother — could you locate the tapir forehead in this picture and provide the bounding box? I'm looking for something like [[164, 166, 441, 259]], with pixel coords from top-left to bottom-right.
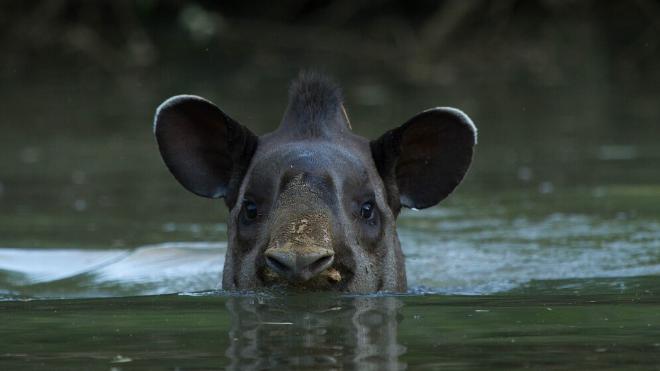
[[243, 139, 374, 200], [256, 140, 368, 176]]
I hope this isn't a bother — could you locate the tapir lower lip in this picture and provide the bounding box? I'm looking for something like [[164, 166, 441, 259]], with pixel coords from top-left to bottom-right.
[[289, 271, 315, 283]]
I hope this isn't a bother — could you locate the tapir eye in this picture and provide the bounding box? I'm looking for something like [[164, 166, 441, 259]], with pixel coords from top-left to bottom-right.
[[360, 201, 375, 220], [243, 200, 258, 221]]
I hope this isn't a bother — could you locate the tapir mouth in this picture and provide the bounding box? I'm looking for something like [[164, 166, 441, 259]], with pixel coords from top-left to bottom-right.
[[258, 264, 350, 291]]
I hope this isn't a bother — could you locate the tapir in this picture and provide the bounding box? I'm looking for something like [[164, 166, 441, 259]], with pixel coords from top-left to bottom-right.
[[154, 72, 476, 292]]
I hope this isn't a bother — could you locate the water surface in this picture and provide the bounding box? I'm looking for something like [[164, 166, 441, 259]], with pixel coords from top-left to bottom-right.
[[1, 39, 660, 369]]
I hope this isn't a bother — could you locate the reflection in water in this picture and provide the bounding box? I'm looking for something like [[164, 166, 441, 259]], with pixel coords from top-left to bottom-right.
[[225, 295, 406, 370]]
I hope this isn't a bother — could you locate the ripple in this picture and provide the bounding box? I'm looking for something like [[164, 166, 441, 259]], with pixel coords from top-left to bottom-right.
[[0, 212, 659, 298]]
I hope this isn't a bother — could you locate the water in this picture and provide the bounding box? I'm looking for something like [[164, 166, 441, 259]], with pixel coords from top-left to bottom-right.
[[1, 293, 658, 369], [2, 205, 660, 298], [2, 24, 660, 369]]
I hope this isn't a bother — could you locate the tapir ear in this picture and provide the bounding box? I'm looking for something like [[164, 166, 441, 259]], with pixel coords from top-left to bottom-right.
[[371, 107, 476, 211], [154, 95, 258, 207]]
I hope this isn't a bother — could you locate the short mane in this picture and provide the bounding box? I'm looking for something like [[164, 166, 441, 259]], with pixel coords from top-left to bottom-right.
[[279, 71, 346, 137]]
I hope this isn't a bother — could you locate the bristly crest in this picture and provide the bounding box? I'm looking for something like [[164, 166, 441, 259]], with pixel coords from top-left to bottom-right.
[[279, 71, 347, 137]]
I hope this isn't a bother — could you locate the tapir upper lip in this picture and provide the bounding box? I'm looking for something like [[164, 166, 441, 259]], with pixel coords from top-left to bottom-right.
[[264, 246, 335, 282], [260, 259, 346, 290]]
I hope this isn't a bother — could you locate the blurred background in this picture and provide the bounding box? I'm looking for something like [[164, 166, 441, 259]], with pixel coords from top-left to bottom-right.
[[1, 0, 659, 250]]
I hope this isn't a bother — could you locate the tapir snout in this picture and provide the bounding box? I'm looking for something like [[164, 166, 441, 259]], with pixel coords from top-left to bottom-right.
[[265, 245, 335, 282], [262, 174, 340, 285]]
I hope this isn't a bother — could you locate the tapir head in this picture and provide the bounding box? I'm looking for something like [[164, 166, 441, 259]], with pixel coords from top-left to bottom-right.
[[154, 72, 476, 292]]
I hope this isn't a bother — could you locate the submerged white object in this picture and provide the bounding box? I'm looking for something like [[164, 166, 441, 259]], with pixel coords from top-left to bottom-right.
[[0, 242, 225, 288]]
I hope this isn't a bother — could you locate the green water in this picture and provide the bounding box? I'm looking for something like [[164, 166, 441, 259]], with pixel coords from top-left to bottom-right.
[[1, 293, 659, 369], [2, 28, 660, 369]]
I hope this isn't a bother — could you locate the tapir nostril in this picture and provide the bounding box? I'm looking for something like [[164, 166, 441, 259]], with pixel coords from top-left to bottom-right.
[[265, 255, 291, 273], [264, 247, 334, 282], [265, 250, 296, 275], [308, 254, 334, 274]]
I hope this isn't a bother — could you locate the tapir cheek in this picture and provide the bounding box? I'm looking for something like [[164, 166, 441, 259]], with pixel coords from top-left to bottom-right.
[[361, 214, 383, 244]]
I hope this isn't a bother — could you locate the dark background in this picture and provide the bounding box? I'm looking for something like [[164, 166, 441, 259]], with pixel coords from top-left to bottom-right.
[[2, 1, 659, 85], [1, 0, 659, 248]]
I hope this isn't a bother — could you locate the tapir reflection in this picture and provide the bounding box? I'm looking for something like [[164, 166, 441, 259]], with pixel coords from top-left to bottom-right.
[[225, 296, 406, 370]]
